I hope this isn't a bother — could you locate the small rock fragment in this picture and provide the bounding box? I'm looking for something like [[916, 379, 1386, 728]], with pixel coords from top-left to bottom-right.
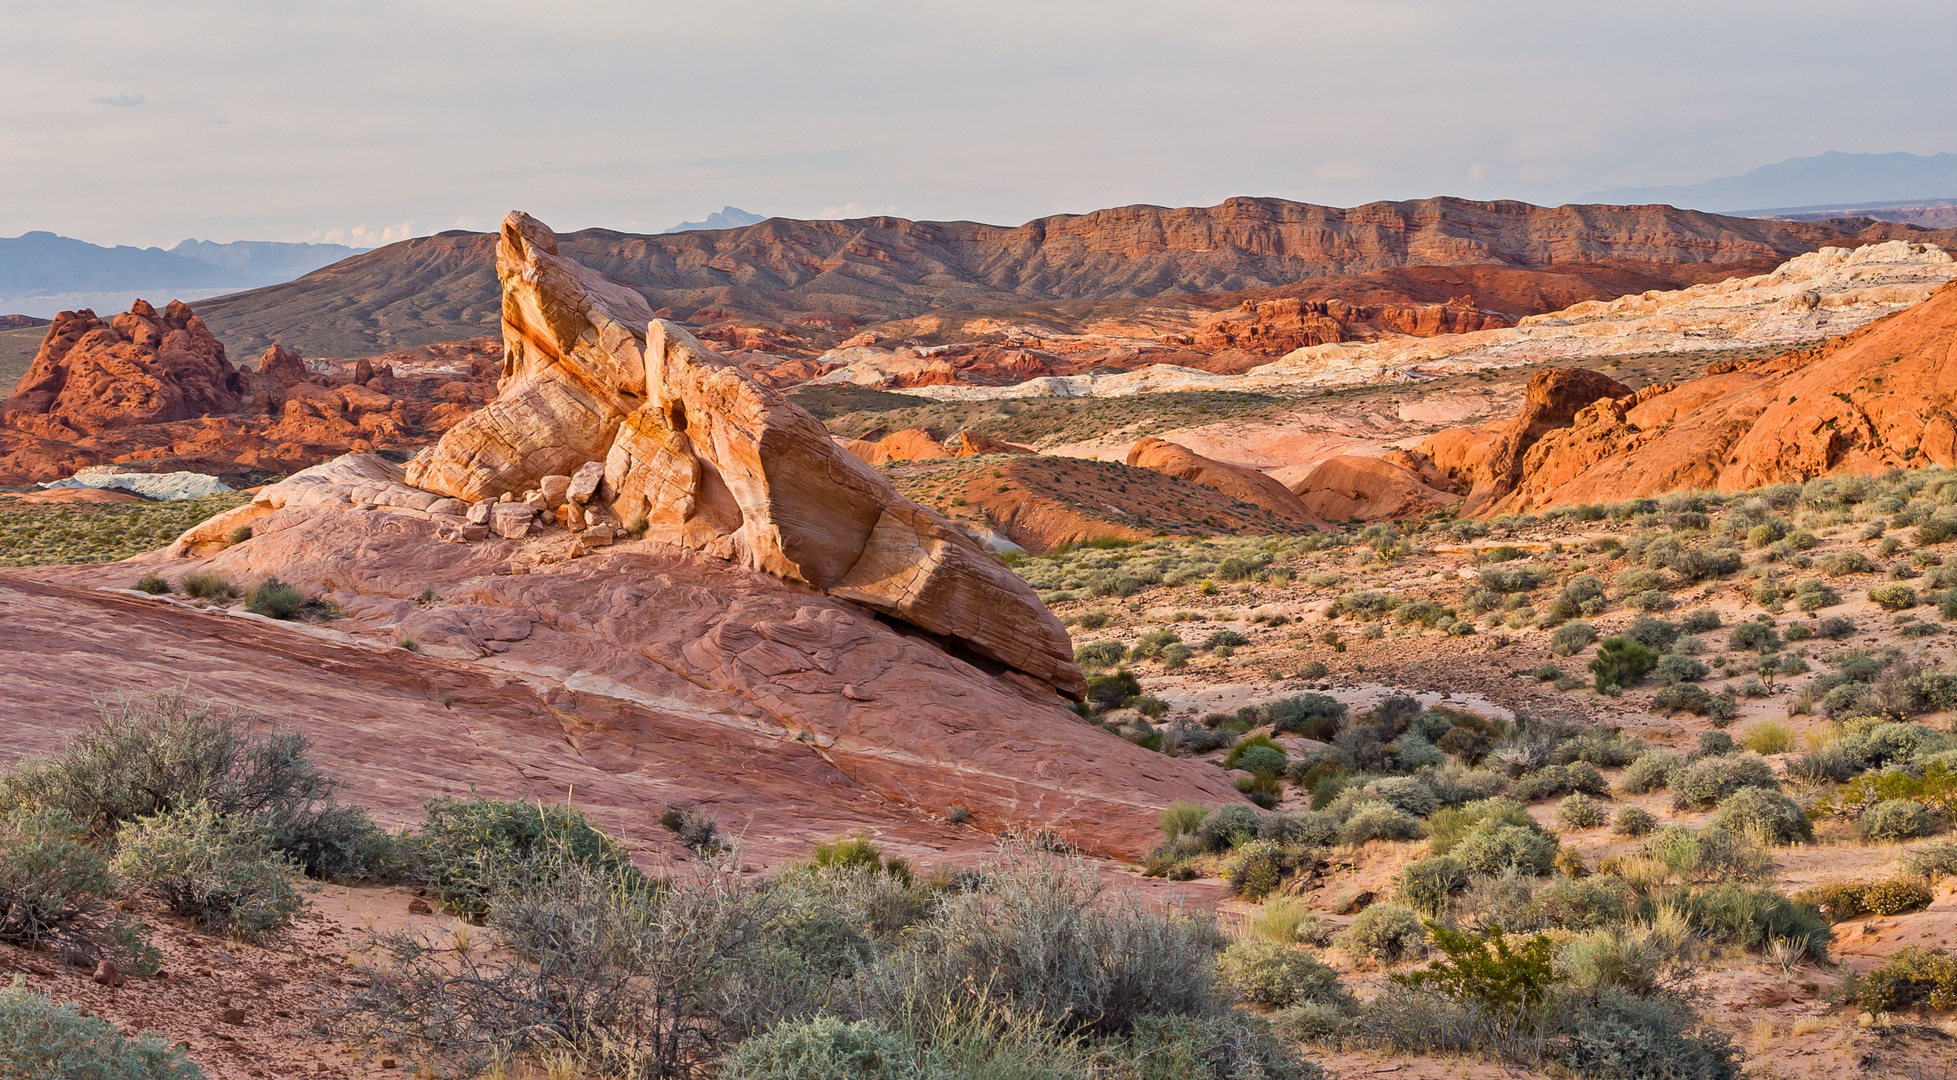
[[91, 960, 126, 987], [466, 498, 495, 525], [407, 897, 434, 915]]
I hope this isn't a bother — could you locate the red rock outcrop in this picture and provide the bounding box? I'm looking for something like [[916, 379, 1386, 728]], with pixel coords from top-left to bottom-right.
[[404, 212, 1082, 699], [1286, 455, 1461, 521], [1411, 282, 1957, 514], [845, 429, 950, 465], [1178, 296, 1509, 356], [2, 300, 243, 434], [1124, 436, 1321, 526], [1414, 367, 1632, 513]]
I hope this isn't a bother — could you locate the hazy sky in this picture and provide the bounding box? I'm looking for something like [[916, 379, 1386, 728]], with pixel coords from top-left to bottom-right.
[[5, 0, 1953, 248]]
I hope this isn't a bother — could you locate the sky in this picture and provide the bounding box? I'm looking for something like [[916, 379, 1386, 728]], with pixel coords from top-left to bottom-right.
[[4, 0, 1954, 249]]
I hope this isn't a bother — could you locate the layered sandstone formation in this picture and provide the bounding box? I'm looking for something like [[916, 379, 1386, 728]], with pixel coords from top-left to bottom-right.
[[1178, 296, 1508, 356], [1284, 455, 1461, 522], [399, 212, 1080, 698], [1407, 281, 1957, 513], [881, 242, 1957, 402], [1124, 437, 1320, 525], [0, 311, 499, 484], [843, 428, 1033, 466]]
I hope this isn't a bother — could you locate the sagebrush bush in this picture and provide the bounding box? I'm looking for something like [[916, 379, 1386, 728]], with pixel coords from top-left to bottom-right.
[[1557, 926, 1678, 995], [1550, 621, 1597, 657], [1643, 826, 1773, 883], [1551, 986, 1741, 1080], [1677, 882, 1829, 959], [1855, 946, 1957, 1014], [411, 797, 637, 919], [721, 1017, 916, 1080], [1863, 877, 1934, 916], [1222, 840, 1288, 900], [1453, 824, 1559, 877], [1670, 753, 1778, 809], [1901, 836, 1957, 881], [177, 569, 235, 600], [1511, 762, 1607, 802], [1620, 750, 1685, 794], [112, 805, 303, 942], [1869, 583, 1920, 611], [0, 809, 157, 973], [1396, 855, 1468, 917], [1557, 794, 1607, 830], [1860, 798, 1939, 842], [1337, 804, 1421, 847], [1338, 903, 1426, 962], [1216, 939, 1353, 1010], [1613, 807, 1658, 836], [1426, 797, 1533, 856], [132, 572, 170, 595], [245, 576, 305, 619], [1589, 636, 1658, 691], [0, 979, 204, 1080], [1710, 787, 1813, 846], [1116, 1013, 1326, 1080], [0, 690, 388, 881]]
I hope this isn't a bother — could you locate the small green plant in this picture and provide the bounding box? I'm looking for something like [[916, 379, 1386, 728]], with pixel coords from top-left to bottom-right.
[[0, 979, 205, 1079], [244, 577, 305, 619], [1859, 798, 1939, 842], [225, 524, 254, 546], [1337, 902, 1426, 962], [411, 797, 637, 919], [1222, 840, 1288, 900], [720, 1016, 915, 1080], [396, 634, 420, 652], [1869, 583, 1920, 611], [1588, 636, 1658, 692], [1710, 787, 1813, 846], [1612, 806, 1657, 836], [0, 809, 158, 973], [177, 569, 236, 600], [1855, 946, 1957, 1013], [112, 805, 305, 942], [1161, 800, 1208, 841], [657, 805, 727, 855], [132, 572, 170, 595], [1217, 939, 1353, 1009], [1557, 794, 1607, 830], [1395, 922, 1559, 1038]]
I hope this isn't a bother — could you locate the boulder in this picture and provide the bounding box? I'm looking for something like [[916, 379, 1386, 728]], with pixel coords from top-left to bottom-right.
[[540, 474, 572, 508], [490, 502, 534, 540], [567, 460, 605, 504], [405, 212, 1083, 699], [1124, 436, 1320, 525]]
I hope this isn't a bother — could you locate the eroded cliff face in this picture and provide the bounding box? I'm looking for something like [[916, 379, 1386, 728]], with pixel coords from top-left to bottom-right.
[[405, 212, 1084, 699], [2, 299, 243, 433], [1408, 281, 1957, 514]]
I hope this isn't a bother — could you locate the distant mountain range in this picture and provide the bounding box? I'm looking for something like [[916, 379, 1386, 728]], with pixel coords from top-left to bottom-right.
[[664, 206, 767, 233], [1586, 151, 1957, 214], [0, 233, 365, 319]]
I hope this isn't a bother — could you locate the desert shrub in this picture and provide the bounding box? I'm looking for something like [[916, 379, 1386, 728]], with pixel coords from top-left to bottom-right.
[[1420, 762, 1507, 806], [1557, 794, 1607, 830], [1552, 729, 1642, 769], [1332, 590, 1401, 620], [1676, 883, 1829, 958], [1557, 926, 1678, 995], [1085, 670, 1142, 712], [1453, 824, 1558, 877], [1726, 620, 1781, 653], [412, 796, 636, 919], [0, 809, 157, 973], [1261, 693, 1346, 739], [1338, 804, 1421, 846], [1821, 550, 1876, 577], [1550, 986, 1741, 1080], [1863, 877, 1935, 916], [1161, 801, 1207, 842], [1228, 744, 1288, 778], [132, 572, 170, 595], [1192, 803, 1263, 853], [1550, 621, 1597, 657], [1663, 545, 1743, 582], [1074, 640, 1127, 668], [1478, 565, 1544, 594], [1338, 903, 1425, 962], [1396, 923, 1557, 1039], [1621, 750, 1685, 794], [720, 1017, 916, 1080], [1621, 616, 1681, 651], [1813, 615, 1856, 638], [1652, 654, 1708, 684], [1359, 776, 1439, 818], [244, 576, 305, 619], [1793, 879, 1872, 922], [1216, 940, 1352, 1010], [1901, 837, 1957, 882], [1695, 731, 1737, 759], [1709, 787, 1812, 845], [1795, 579, 1840, 611], [1671, 754, 1777, 809], [1426, 797, 1533, 856], [177, 568, 235, 600], [1854, 946, 1957, 1014], [1114, 1013, 1326, 1080], [1159, 644, 1194, 671], [0, 980, 205, 1080], [1860, 798, 1939, 842], [1511, 762, 1607, 802], [1782, 622, 1814, 641], [1612, 807, 1657, 836], [112, 805, 303, 942], [1128, 628, 1183, 661], [1397, 855, 1469, 917], [1869, 582, 1920, 610], [1642, 825, 1773, 883], [1222, 841, 1288, 900], [0, 690, 387, 881], [1258, 811, 1339, 849], [1739, 721, 1793, 756], [1589, 636, 1658, 691]]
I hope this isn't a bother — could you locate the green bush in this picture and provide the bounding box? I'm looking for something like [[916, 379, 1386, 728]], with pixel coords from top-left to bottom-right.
[[1726, 621, 1781, 653], [1613, 807, 1658, 836], [0, 691, 388, 875], [1426, 797, 1533, 856], [657, 805, 725, 855], [1511, 762, 1607, 802], [1869, 583, 1920, 611], [1216, 940, 1353, 1009], [1651, 654, 1708, 684], [0, 810, 157, 973], [1642, 826, 1772, 883], [0, 979, 204, 1080], [1620, 750, 1684, 794], [1453, 824, 1559, 877], [1085, 670, 1142, 712], [1677, 883, 1830, 959], [1396, 855, 1468, 917], [1115, 1013, 1326, 1080], [1863, 877, 1935, 916], [1550, 621, 1597, 656], [1129, 629, 1182, 661], [1860, 798, 1939, 842], [411, 797, 636, 919], [1226, 739, 1288, 776], [1338, 903, 1426, 962], [1073, 640, 1127, 668], [1396, 923, 1557, 1036], [1901, 837, 1957, 882], [1160, 801, 1207, 841], [1710, 787, 1812, 846], [244, 576, 305, 619], [1670, 753, 1777, 809], [1222, 840, 1288, 900], [1557, 926, 1676, 995], [112, 805, 303, 942], [1337, 804, 1421, 846], [1557, 794, 1607, 830], [1855, 946, 1957, 1014], [177, 569, 235, 600], [132, 572, 170, 595], [1551, 986, 1741, 1080], [1588, 636, 1658, 692], [721, 1017, 917, 1080]]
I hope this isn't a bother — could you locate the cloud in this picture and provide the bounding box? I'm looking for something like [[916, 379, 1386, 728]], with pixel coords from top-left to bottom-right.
[[87, 93, 145, 107], [306, 221, 417, 247], [817, 202, 900, 219]]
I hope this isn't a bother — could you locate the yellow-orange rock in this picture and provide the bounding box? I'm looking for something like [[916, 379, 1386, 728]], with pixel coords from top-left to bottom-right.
[[1287, 455, 1460, 521], [947, 431, 1033, 456], [1124, 436, 1320, 525], [407, 212, 1083, 699], [844, 429, 949, 465]]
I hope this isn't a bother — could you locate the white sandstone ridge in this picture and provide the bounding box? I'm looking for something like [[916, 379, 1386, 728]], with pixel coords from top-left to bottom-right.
[[42, 467, 233, 501], [861, 240, 1956, 402]]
